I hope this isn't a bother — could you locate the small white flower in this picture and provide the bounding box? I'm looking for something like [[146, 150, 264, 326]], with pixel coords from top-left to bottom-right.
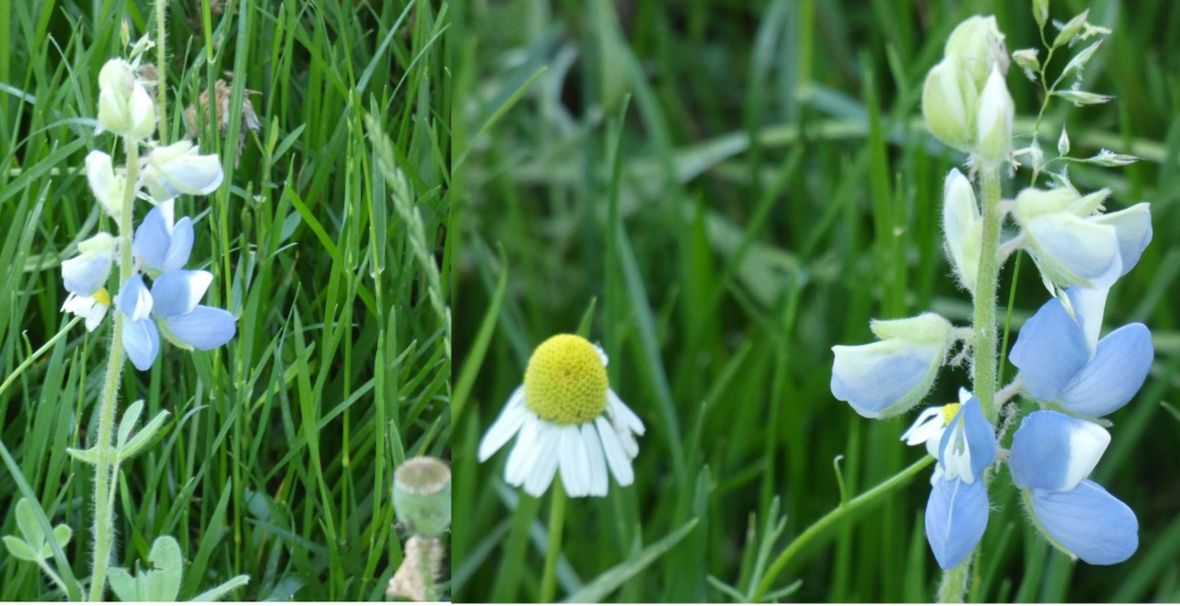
[[478, 334, 645, 498], [901, 388, 973, 458], [61, 289, 111, 332]]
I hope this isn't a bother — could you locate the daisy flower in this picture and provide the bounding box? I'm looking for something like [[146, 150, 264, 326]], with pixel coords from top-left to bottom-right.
[[478, 334, 645, 498]]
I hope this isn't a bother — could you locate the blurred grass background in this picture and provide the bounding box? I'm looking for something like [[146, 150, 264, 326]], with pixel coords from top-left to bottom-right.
[[452, 0, 1180, 601], [0, 0, 451, 600]]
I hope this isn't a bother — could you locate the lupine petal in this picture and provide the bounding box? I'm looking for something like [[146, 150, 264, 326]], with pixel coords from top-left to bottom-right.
[[1030, 480, 1138, 565], [123, 318, 160, 371], [925, 477, 989, 570], [831, 340, 943, 419], [1009, 411, 1110, 492], [161, 217, 194, 272], [165, 306, 235, 350], [1010, 297, 1090, 402], [150, 270, 213, 317], [117, 274, 153, 322], [1093, 203, 1152, 277], [942, 169, 981, 290], [61, 252, 112, 296], [1065, 286, 1108, 354], [133, 205, 173, 270], [937, 397, 995, 483], [1025, 213, 1121, 288], [1059, 323, 1153, 417]]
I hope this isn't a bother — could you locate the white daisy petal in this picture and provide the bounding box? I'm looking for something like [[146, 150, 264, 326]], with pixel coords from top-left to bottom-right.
[[559, 426, 591, 497], [478, 387, 528, 462], [504, 416, 541, 487], [581, 423, 609, 496], [524, 425, 561, 497], [609, 390, 646, 435], [595, 417, 634, 486]]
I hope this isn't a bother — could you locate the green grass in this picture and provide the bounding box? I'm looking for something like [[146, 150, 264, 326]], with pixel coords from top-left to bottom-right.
[[1, 0, 450, 600], [452, 0, 1180, 602]]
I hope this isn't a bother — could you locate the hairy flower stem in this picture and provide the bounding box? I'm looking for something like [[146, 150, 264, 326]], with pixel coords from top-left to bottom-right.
[[938, 162, 1003, 603], [155, 0, 168, 145], [88, 139, 139, 601], [539, 482, 566, 602]]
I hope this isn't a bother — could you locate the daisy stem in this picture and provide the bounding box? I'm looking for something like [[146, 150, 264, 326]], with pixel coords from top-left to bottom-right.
[[87, 137, 139, 602], [937, 162, 1003, 603], [539, 482, 567, 602]]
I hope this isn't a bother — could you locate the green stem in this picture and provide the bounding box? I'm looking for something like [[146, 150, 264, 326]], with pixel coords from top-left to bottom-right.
[[0, 316, 81, 398], [937, 162, 1003, 603], [155, 0, 168, 144], [88, 138, 139, 602], [972, 165, 1003, 423], [750, 455, 934, 601], [539, 482, 567, 602]]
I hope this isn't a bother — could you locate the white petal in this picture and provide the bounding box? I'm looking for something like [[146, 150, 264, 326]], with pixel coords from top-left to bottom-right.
[[524, 425, 561, 497], [559, 426, 591, 497], [1025, 213, 1121, 288], [478, 387, 528, 462], [595, 416, 634, 486], [901, 406, 944, 446], [504, 416, 541, 487], [581, 423, 609, 497], [608, 390, 645, 435], [84, 303, 108, 332]]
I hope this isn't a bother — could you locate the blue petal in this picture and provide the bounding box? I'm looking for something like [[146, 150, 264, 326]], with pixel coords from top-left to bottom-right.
[[1030, 480, 1138, 565], [1010, 297, 1089, 402], [132, 205, 172, 270], [116, 274, 153, 321], [1009, 411, 1109, 492], [162, 216, 194, 272], [925, 477, 989, 570], [123, 318, 160, 371], [150, 270, 212, 317], [936, 397, 996, 482], [831, 340, 941, 418], [1059, 323, 1153, 417], [166, 305, 235, 350]]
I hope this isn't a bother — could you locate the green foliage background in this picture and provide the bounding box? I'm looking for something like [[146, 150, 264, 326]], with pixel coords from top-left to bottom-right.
[[0, 0, 451, 600], [453, 0, 1180, 602]]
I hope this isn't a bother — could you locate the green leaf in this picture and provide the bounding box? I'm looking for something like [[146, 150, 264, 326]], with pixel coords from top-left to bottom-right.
[[189, 575, 251, 602], [109, 536, 185, 602], [563, 519, 699, 603], [118, 410, 171, 461], [14, 498, 44, 548], [116, 399, 145, 449], [52, 524, 73, 550], [3, 535, 39, 562], [65, 446, 100, 465], [108, 567, 139, 601]]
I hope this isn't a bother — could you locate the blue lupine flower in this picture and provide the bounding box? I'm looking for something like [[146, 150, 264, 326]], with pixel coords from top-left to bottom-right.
[[919, 396, 996, 570], [1010, 287, 1153, 417], [115, 203, 235, 371], [60, 233, 117, 332], [831, 313, 954, 419], [1009, 411, 1138, 564]]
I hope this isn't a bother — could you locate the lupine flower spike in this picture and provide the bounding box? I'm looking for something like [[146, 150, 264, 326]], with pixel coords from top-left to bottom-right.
[[479, 334, 645, 497]]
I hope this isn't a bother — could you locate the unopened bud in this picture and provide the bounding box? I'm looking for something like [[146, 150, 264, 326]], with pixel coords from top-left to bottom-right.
[[392, 457, 451, 538], [975, 66, 1014, 163]]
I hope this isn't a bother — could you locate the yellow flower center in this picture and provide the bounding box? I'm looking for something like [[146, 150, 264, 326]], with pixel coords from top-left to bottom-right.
[[92, 288, 111, 306], [941, 402, 962, 425], [524, 334, 608, 425]]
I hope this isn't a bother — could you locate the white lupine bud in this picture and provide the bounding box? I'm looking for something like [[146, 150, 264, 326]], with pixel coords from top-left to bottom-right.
[[922, 57, 975, 152], [941, 169, 982, 292], [945, 15, 1008, 86], [96, 59, 155, 139], [141, 141, 224, 202], [85, 151, 127, 220], [1058, 126, 1071, 156], [975, 66, 1014, 163], [1033, 0, 1050, 29]]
